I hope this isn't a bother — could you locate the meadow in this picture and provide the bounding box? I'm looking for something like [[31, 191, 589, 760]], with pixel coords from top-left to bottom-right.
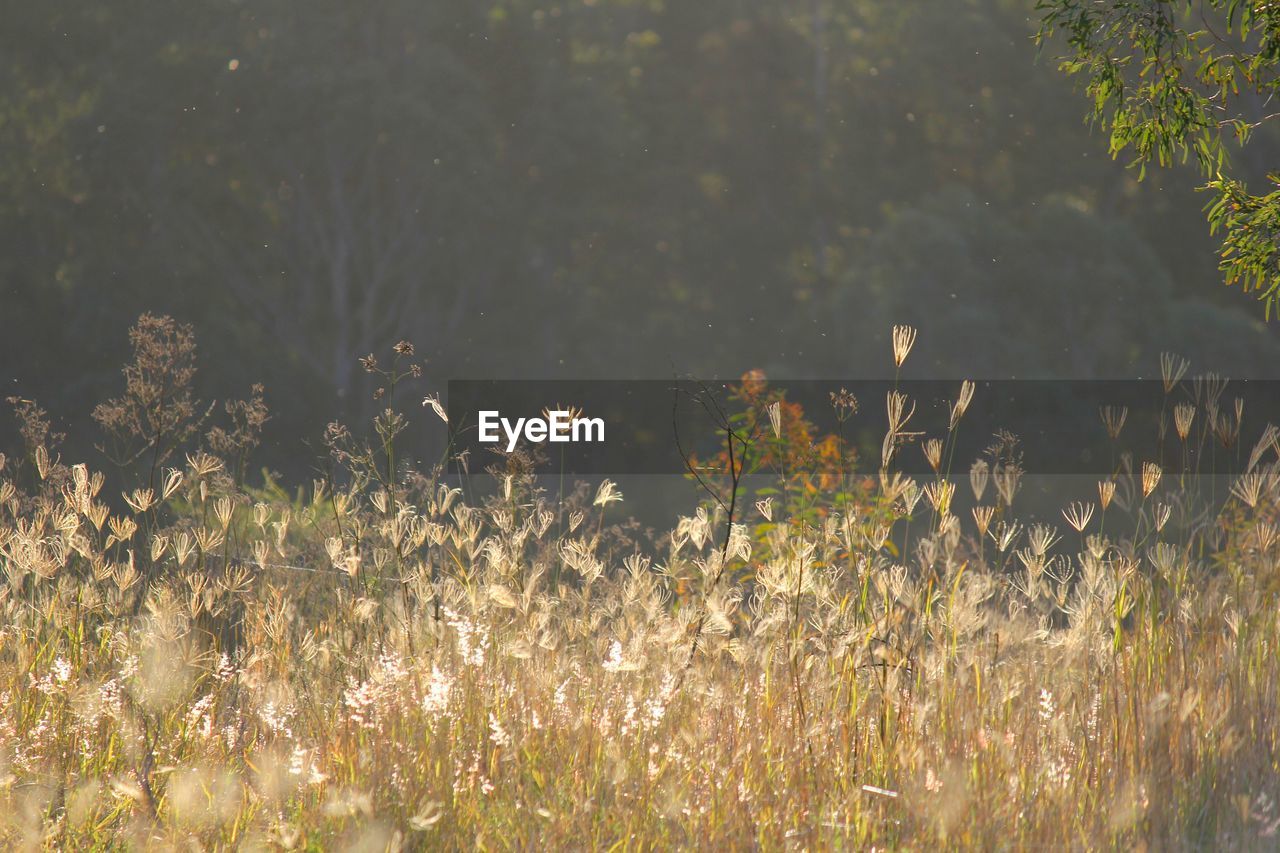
[[2, 319, 1279, 849]]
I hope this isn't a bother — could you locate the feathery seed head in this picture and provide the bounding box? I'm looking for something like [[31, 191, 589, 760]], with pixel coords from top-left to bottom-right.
[[891, 324, 918, 368]]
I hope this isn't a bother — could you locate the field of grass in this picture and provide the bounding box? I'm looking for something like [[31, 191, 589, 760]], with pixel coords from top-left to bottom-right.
[[2, 327, 1280, 849]]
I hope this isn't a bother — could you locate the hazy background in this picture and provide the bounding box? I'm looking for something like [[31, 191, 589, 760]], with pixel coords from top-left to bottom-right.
[[5, 0, 1279, 476]]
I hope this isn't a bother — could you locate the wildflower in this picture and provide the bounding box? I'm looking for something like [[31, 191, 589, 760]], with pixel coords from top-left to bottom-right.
[[343, 679, 380, 729], [289, 744, 328, 785], [489, 713, 512, 748], [260, 700, 296, 736], [216, 653, 238, 682], [185, 693, 216, 735], [30, 657, 72, 695], [1039, 688, 1056, 722], [444, 608, 488, 667], [602, 640, 627, 673], [422, 665, 452, 716], [1098, 480, 1116, 510], [96, 679, 125, 723]]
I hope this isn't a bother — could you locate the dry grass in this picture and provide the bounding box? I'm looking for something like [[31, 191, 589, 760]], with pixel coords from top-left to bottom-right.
[[2, 336, 1280, 849]]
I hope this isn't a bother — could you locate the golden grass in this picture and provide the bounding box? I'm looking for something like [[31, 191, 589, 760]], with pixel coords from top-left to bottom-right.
[[2, 348, 1280, 848]]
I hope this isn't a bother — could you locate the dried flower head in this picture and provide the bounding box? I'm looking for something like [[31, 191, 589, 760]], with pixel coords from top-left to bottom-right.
[[891, 324, 918, 368], [922, 438, 944, 473], [1100, 406, 1128, 442], [829, 388, 859, 421], [423, 394, 449, 424], [1160, 352, 1190, 394], [1232, 470, 1265, 509], [970, 459, 990, 502], [1153, 502, 1172, 533], [766, 401, 782, 439], [123, 488, 156, 515], [950, 380, 976, 430], [755, 497, 773, 521], [92, 314, 203, 471], [594, 480, 623, 508], [923, 480, 954, 515], [1142, 462, 1163, 498], [1213, 411, 1239, 449], [1027, 524, 1061, 557], [886, 391, 915, 434], [993, 462, 1022, 507], [1173, 403, 1195, 441], [972, 505, 995, 536], [1062, 501, 1095, 534], [991, 519, 1021, 552]]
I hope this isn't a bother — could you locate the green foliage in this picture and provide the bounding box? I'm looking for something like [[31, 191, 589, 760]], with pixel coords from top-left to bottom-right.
[[1038, 0, 1280, 311]]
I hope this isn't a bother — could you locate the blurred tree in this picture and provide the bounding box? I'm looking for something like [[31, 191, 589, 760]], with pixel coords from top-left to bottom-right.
[[817, 188, 1280, 378], [2, 0, 1277, 478]]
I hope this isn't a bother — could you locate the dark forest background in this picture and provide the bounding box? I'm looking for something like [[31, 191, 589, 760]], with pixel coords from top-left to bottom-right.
[[4, 0, 1279, 477]]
